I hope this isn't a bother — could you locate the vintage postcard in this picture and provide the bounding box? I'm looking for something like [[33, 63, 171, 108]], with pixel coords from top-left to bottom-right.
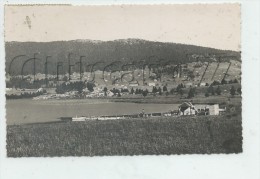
[[4, 4, 242, 157]]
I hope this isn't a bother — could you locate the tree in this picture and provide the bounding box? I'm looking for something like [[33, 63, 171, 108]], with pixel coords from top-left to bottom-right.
[[237, 87, 242, 95], [103, 87, 108, 96], [176, 84, 181, 92], [163, 85, 168, 92], [152, 86, 157, 94], [142, 89, 148, 97], [187, 70, 195, 80], [130, 87, 134, 94], [221, 79, 227, 85], [75, 81, 84, 93], [158, 87, 162, 95], [179, 88, 184, 96], [62, 76, 68, 82], [103, 87, 108, 92], [207, 86, 215, 95], [135, 88, 139, 94], [121, 88, 129, 93], [86, 82, 95, 92], [176, 83, 185, 93], [170, 88, 175, 95], [230, 86, 236, 96], [233, 79, 239, 83], [111, 88, 120, 95], [216, 86, 221, 95], [187, 87, 195, 98], [55, 86, 65, 94], [211, 87, 215, 95], [211, 80, 221, 86]]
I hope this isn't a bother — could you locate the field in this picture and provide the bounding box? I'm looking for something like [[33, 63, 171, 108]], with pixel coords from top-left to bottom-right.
[[7, 115, 242, 157]]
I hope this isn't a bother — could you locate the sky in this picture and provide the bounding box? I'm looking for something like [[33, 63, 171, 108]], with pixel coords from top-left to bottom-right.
[[4, 4, 241, 51]]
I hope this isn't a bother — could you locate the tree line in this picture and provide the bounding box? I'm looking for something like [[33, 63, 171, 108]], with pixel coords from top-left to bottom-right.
[[55, 81, 95, 94], [6, 90, 46, 99]]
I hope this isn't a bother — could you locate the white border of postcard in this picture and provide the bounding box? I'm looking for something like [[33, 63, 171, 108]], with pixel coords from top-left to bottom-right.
[[0, 0, 259, 179]]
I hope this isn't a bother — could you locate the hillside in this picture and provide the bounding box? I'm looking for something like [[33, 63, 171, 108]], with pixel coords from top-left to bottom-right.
[[5, 39, 240, 75]]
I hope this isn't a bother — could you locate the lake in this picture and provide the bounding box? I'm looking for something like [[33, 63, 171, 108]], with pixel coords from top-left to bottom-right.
[[6, 99, 179, 125]]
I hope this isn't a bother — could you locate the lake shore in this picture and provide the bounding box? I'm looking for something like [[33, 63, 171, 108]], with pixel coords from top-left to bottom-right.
[[6, 99, 181, 125]]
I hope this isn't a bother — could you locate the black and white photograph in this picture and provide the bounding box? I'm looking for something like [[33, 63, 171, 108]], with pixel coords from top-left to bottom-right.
[[4, 4, 243, 157]]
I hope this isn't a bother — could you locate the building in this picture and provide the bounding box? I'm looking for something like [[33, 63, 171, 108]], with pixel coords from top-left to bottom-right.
[[196, 104, 222, 115], [208, 104, 220, 115], [129, 81, 139, 87], [200, 82, 206, 87], [178, 102, 198, 115], [185, 82, 193, 87], [148, 82, 156, 86], [36, 88, 44, 93]]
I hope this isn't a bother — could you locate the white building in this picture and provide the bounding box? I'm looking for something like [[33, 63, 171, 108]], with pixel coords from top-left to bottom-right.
[[178, 102, 198, 115], [129, 81, 139, 86], [106, 91, 114, 97], [196, 104, 222, 115], [200, 82, 206, 87], [148, 82, 156, 86], [208, 104, 220, 115]]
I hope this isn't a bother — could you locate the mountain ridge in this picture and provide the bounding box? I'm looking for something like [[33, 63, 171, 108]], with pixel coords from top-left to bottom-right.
[[5, 39, 241, 75], [6, 38, 240, 52]]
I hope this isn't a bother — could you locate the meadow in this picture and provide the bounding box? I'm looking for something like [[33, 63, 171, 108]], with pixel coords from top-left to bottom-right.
[[7, 115, 242, 157]]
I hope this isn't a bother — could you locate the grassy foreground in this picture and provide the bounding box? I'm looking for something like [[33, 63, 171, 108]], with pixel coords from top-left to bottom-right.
[[7, 115, 242, 157]]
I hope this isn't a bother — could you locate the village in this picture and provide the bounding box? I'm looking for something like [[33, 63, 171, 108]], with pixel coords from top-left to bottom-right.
[[6, 59, 241, 100]]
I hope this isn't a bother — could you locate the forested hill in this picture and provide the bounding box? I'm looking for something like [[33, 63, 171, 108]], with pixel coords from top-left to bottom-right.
[[5, 39, 240, 75]]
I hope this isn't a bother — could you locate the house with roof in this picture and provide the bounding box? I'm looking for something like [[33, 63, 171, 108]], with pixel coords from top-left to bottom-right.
[[129, 81, 139, 87], [178, 102, 198, 115]]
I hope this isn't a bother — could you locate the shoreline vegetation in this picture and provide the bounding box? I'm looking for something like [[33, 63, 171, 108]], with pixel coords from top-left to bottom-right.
[[6, 94, 241, 105], [6, 82, 241, 104]]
